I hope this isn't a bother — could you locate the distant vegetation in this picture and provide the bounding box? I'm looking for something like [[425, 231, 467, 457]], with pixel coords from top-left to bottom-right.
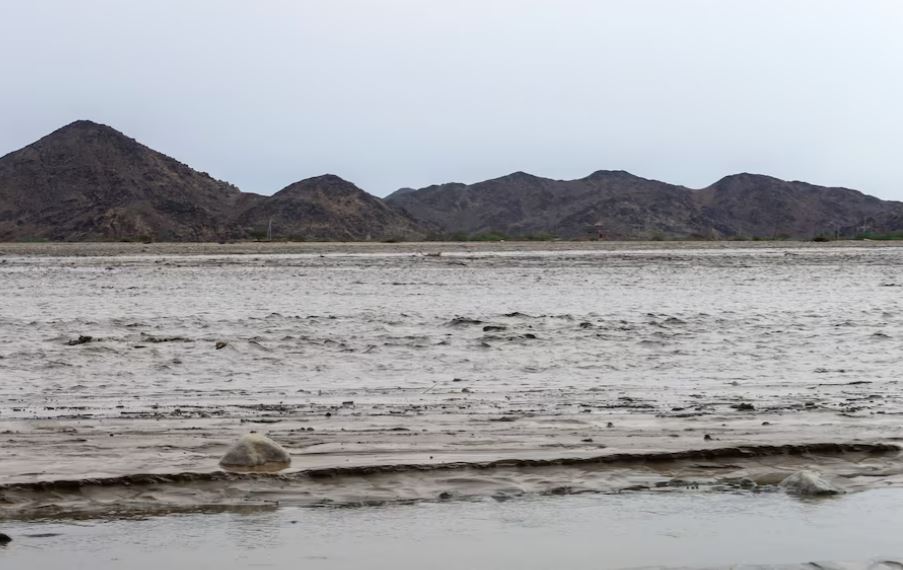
[[425, 231, 557, 242], [853, 231, 903, 241]]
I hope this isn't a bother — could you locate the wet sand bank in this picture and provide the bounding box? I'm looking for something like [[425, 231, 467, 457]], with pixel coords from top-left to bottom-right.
[[3, 239, 902, 257], [1, 443, 899, 519]]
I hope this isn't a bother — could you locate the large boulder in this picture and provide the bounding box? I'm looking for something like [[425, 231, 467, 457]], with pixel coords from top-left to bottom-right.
[[779, 470, 843, 496], [219, 433, 291, 472]]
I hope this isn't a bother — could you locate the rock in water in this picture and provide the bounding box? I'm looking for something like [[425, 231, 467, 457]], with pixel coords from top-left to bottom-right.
[[779, 470, 843, 496], [219, 434, 291, 472], [0, 532, 11, 544]]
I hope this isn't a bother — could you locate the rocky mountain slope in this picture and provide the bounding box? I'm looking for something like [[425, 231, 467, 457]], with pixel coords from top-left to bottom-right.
[[233, 175, 423, 241], [2, 120, 900, 241], [387, 171, 903, 239], [0, 121, 243, 241], [0, 121, 425, 241], [695, 173, 898, 238]]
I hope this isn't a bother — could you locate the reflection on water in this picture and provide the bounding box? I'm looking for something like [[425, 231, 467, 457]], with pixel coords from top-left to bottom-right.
[[2, 489, 902, 569]]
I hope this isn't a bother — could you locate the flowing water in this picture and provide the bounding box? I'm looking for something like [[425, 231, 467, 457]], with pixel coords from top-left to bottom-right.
[[1, 241, 903, 566], [2, 490, 903, 569]]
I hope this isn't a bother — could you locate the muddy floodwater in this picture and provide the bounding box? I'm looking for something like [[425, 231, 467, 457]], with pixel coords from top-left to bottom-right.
[[1, 241, 903, 567], [3, 490, 903, 570]]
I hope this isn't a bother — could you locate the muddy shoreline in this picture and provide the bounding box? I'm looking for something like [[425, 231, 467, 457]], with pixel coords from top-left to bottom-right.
[[2, 442, 900, 519], [2, 239, 903, 258]]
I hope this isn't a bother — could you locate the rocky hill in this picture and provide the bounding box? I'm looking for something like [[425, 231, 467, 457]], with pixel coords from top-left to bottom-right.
[[0, 120, 247, 241], [387, 171, 903, 239], [0, 121, 425, 241], [232, 175, 424, 241], [695, 173, 899, 238], [385, 170, 707, 239]]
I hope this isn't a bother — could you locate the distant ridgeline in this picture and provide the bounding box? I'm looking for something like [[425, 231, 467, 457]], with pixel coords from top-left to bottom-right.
[[1, 120, 901, 242]]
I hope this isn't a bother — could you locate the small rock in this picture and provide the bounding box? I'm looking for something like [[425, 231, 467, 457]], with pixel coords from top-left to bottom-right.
[[461, 388, 472, 393], [215, 341, 227, 350], [219, 433, 291, 472], [581, 438, 594, 443], [704, 434, 713, 441], [0, 533, 10, 544], [738, 478, 756, 489], [780, 470, 843, 496], [606, 422, 614, 428], [67, 335, 93, 346], [732, 403, 756, 411]]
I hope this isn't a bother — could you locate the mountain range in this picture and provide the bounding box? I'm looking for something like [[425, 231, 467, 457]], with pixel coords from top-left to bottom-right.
[[0, 120, 900, 242], [0, 121, 422, 242], [387, 171, 902, 240]]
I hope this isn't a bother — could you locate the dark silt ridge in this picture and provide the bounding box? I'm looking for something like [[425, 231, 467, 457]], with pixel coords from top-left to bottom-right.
[[2, 442, 897, 494]]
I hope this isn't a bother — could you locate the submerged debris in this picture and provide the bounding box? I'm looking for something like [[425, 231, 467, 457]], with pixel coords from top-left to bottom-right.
[[448, 317, 483, 326]]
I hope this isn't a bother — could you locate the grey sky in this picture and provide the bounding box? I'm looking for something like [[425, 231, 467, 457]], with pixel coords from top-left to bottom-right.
[[2, 0, 901, 199]]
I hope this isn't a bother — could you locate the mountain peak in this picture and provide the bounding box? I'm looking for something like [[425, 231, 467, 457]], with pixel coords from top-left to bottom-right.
[[51, 119, 127, 138], [585, 169, 639, 181], [711, 173, 783, 187], [493, 171, 541, 182], [386, 187, 416, 200], [62, 118, 107, 129], [305, 173, 349, 184], [276, 174, 359, 195], [25, 120, 142, 156]]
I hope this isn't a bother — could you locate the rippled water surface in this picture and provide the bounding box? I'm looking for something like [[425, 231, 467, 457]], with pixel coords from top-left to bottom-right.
[[1, 242, 903, 516]]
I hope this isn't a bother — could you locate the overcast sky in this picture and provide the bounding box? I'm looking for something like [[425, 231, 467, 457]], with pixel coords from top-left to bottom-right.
[[2, 0, 901, 199]]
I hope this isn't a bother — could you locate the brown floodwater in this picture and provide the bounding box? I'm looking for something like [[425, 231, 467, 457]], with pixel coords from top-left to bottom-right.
[[2, 490, 902, 569], [1, 241, 902, 520]]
